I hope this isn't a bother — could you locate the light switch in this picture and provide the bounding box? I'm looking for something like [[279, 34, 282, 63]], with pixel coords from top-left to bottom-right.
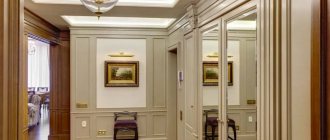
[[248, 116, 253, 122], [81, 121, 87, 127]]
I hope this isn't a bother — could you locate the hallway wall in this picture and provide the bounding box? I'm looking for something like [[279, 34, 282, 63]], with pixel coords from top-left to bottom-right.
[[70, 28, 169, 140]]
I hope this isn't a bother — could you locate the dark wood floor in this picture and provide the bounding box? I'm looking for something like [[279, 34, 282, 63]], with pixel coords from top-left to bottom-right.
[[28, 108, 49, 140]]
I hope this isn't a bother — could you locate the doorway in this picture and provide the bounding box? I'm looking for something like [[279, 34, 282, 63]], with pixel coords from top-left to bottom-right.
[[27, 36, 51, 140], [167, 43, 185, 140], [23, 9, 71, 140]]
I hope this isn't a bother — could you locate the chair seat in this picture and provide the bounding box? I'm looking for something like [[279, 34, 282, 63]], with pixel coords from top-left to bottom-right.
[[115, 120, 137, 129], [206, 117, 218, 126]]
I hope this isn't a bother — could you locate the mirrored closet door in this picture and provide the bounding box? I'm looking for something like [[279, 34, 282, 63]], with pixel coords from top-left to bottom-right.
[[198, 2, 259, 140], [199, 21, 221, 140], [222, 7, 258, 140]]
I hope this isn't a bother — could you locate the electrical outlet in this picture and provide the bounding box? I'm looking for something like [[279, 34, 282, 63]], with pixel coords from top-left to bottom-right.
[[248, 116, 253, 122], [81, 121, 87, 127], [97, 130, 107, 136]]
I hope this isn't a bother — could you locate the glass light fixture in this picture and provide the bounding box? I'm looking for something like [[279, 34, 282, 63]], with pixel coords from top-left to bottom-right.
[[80, 0, 118, 19]]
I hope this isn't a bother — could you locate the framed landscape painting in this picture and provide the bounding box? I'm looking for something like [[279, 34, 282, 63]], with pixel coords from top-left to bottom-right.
[[105, 61, 139, 87], [203, 61, 233, 86]]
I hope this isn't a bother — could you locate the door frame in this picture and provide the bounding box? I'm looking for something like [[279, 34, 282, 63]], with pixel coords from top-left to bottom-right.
[[311, 0, 329, 139], [167, 43, 180, 140], [0, 0, 25, 139], [24, 9, 71, 140]]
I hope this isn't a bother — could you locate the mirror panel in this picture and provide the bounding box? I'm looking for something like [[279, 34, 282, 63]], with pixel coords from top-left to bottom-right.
[[226, 10, 257, 140], [201, 26, 220, 140]]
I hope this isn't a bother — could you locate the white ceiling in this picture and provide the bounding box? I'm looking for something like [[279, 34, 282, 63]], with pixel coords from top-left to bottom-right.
[[25, 0, 196, 30]]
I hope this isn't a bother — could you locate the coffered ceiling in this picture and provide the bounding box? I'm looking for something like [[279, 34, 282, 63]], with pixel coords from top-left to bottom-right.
[[25, 0, 196, 30]]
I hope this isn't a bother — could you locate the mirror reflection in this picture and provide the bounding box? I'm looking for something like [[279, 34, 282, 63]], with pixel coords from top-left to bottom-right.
[[202, 27, 220, 140], [226, 10, 257, 140]]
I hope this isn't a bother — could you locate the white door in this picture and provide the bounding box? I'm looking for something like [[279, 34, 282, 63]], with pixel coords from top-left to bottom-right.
[[183, 31, 198, 140]]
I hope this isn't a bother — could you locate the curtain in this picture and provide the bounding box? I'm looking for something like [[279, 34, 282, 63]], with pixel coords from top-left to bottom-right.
[[28, 37, 50, 90]]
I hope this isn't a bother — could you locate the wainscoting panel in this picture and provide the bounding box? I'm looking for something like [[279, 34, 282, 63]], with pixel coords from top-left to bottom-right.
[[96, 116, 114, 138], [152, 38, 167, 109], [152, 114, 167, 136], [73, 37, 91, 110], [74, 116, 91, 139], [245, 111, 257, 133]]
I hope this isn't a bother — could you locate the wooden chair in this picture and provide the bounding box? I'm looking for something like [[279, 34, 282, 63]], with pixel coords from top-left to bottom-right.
[[28, 87, 35, 92], [113, 112, 138, 140], [37, 87, 49, 110], [37, 87, 48, 92]]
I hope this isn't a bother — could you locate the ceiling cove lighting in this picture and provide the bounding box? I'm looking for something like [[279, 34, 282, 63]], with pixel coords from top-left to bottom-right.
[[62, 16, 176, 28], [32, 0, 179, 8], [80, 0, 118, 19], [227, 20, 257, 30]]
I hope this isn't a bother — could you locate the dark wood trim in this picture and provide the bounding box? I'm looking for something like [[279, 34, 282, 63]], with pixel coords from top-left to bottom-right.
[[0, 0, 7, 138], [48, 31, 70, 140], [0, 0, 25, 139], [325, 0, 330, 139], [312, 0, 329, 139], [311, 0, 321, 139], [24, 8, 60, 44]]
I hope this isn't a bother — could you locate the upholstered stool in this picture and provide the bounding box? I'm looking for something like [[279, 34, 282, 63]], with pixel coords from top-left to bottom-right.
[[113, 112, 138, 140], [227, 118, 237, 140]]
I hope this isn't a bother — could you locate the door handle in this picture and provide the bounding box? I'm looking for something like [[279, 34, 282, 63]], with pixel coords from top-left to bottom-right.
[[180, 111, 183, 121], [217, 118, 224, 124]]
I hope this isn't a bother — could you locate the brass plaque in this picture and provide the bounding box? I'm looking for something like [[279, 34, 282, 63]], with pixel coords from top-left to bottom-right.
[[247, 100, 256, 105], [76, 103, 88, 108]]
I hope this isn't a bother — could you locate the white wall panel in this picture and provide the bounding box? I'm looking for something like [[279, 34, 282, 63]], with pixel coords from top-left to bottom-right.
[[74, 37, 91, 109], [291, 0, 312, 139], [96, 38, 147, 108]]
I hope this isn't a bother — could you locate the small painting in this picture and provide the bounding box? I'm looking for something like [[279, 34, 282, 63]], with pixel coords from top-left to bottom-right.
[[105, 61, 139, 87], [203, 61, 233, 86]]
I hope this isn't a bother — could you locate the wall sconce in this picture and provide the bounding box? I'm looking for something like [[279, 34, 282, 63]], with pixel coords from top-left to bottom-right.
[[206, 52, 233, 58], [108, 52, 134, 57], [207, 52, 219, 58]]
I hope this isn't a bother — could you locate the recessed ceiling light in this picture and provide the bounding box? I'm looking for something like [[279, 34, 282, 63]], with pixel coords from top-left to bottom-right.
[[32, 0, 179, 8], [62, 16, 176, 28]]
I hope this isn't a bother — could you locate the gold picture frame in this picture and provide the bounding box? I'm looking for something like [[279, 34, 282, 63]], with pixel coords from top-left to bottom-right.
[[203, 61, 233, 86], [105, 61, 139, 87]]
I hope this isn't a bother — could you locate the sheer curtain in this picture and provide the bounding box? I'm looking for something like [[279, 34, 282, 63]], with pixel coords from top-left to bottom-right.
[[28, 37, 50, 90]]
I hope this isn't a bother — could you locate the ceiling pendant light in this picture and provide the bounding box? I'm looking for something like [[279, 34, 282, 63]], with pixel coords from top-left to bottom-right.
[[80, 0, 118, 19]]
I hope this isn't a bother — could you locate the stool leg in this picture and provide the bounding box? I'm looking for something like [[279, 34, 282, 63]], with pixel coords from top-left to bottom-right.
[[205, 125, 208, 140], [135, 128, 138, 140], [114, 129, 117, 140], [233, 126, 237, 140], [211, 126, 215, 140]]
